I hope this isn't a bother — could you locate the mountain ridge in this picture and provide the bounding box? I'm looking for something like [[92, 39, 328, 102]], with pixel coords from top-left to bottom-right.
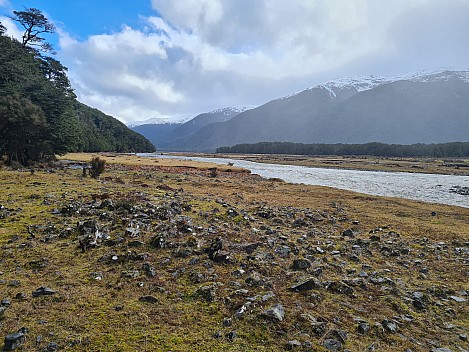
[[165, 69, 469, 152], [131, 106, 252, 150]]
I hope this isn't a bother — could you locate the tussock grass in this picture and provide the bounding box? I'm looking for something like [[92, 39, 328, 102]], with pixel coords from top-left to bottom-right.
[[0, 155, 468, 351]]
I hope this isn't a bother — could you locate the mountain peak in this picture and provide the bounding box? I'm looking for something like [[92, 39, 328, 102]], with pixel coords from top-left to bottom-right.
[[126, 115, 191, 127]]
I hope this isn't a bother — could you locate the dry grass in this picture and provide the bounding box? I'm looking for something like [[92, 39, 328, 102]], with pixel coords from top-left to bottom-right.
[[58, 153, 248, 172], [0, 155, 468, 351]]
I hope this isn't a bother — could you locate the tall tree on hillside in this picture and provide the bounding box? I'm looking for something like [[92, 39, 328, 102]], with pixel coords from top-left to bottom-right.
[[10, 7, 55, 53], [39, 56, 76, 98]]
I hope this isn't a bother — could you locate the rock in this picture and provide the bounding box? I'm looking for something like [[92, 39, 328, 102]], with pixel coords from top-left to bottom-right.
[[329, 329, 347, 344], [234, 302, 252, 318], [174, 248, 193, 258], [275, 245, 292, 257], [223, 317, 232, 327], [125, 227, 140, 237], [449, 296, 466, 303], [32, 287, 56, 297], [3, 332, 25, 351], [237, 242, 261, 254], [381, 319, 399, 333], [285, 340, 302, 350], [14, 293, 26, 300], [262, 291, 276, 302], [44, 342, 59, 351], [138, 295, 158, 304], [412, 291, 427, 310], [260, 304, 285, 322], [292, 258, 311, 270], [323, 339, 342, 351], [232, 269, 245, 278], [77, 219, 100, 252], [357, 321, 370, 335], [208, 237, 223, 260], [196, 283, 219, 302], [128, 240, 144, 247], [212, 251, 231, 264], [431, 348, 454, 352], [142, 262, 156, 277], [289, 278, 322, 292], [28, 258, 49, 270], [121, 270, 140, 279], [226, 331, 237, 341], [150, 235, 167, 249], [326, 281, 354, 296], [300, 314, 327, 336], [342, 229, 355, 237], [245, 272, 267, 287]]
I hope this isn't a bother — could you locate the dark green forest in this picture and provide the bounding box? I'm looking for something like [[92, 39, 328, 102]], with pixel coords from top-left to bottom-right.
[[0, 8, 155, 165], [217, 141, 469, 158]]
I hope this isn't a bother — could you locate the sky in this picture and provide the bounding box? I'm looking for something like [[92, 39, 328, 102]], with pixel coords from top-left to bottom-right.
[[1, 0, 469, 124]]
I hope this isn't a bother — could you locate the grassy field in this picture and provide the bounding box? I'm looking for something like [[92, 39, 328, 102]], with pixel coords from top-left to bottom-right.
[[0, 154, 467, 351]]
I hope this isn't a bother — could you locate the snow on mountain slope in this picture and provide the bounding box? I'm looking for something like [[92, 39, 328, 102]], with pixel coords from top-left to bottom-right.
[[126, 115, 191, 127], [304, 68, 469, 99]]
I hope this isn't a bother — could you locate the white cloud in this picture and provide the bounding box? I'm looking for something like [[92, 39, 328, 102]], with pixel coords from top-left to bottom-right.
[[56, 0, 469, 123], [0, 16, 23, 40], [0, 0, 10, 7]]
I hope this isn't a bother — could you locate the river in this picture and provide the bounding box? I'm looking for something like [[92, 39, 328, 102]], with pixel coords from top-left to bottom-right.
[[139, 154, 469, 208]]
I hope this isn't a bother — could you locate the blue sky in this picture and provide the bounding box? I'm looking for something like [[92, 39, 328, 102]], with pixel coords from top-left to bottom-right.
[[1, 0, 469, 124], [2, 0, 158, 39]]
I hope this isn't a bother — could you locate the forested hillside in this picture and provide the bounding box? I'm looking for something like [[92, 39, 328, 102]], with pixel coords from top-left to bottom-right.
[[217, 141, 469, 158], [0, 8, 154, 165]]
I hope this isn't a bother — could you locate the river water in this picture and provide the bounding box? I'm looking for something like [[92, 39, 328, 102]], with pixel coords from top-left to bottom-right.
[[140, 154, 469, 208]]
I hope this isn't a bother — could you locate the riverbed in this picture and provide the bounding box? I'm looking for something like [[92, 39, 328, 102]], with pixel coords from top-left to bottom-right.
[[140, 154, 469, 208]]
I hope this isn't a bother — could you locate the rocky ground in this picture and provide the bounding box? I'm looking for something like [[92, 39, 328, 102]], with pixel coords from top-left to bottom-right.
[[0, 158, 468, 351]]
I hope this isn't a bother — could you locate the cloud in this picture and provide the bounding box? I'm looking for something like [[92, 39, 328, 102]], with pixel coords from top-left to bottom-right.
[[56, 0, 469, 123], [0, 0, 10, 7], [0, 16, 23, 40]]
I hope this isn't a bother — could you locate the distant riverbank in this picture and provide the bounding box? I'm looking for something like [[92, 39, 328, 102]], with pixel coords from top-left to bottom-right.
[[142, 153, 469, 208]]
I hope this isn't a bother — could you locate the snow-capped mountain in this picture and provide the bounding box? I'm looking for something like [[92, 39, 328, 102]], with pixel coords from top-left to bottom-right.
[[126, 115, 192, 128], [302, 69, 469, 98], [130, 106, 254, 150], [161, 69, 469, 152]]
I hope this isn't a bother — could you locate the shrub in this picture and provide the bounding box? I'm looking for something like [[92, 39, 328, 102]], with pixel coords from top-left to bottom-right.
[[89, 157, 106, 178]]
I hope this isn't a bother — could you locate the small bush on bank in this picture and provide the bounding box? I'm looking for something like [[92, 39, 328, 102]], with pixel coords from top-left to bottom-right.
[[89, 157, 106, 178]]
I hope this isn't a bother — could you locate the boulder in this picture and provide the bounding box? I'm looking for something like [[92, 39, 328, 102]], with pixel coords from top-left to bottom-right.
[[289, 278, 322, 292], [260, 304, 285, 322], [285, 340, 302, 350], [292, 258, 311, 270], [323, 339, 342, 351], [32, 287, 56, 297], [3, 332, 25, 351], [138, 296, 158, 304]]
